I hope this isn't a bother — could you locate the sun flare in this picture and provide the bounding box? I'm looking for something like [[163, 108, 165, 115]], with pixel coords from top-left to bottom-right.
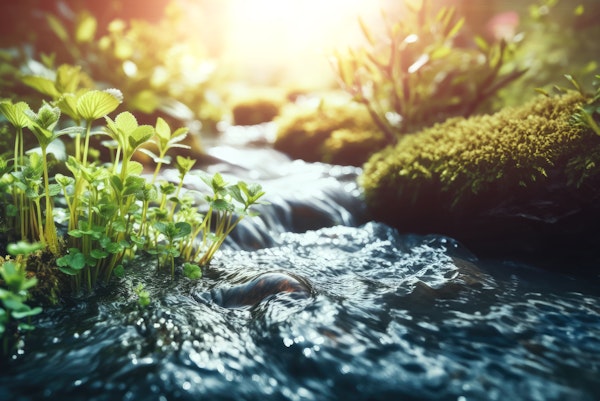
[[219, 0, 382, 86]]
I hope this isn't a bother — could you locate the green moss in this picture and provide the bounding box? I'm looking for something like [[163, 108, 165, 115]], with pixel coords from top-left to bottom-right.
[[361, 91, 600, 225], [274, 96, 387, 166]]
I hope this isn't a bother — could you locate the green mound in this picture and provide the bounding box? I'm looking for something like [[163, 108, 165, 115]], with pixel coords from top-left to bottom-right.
[[274, 98, 387, 166], [361, 91, 600, 267]]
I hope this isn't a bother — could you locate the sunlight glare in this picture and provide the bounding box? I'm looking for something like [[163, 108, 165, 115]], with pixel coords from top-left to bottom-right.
[[221, 0, 380, 86]]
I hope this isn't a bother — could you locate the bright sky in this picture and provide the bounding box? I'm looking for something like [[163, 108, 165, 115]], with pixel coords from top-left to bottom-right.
[[217, 0, 384, 87]]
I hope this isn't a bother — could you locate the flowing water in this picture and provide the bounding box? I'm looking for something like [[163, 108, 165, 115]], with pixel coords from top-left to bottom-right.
[[1, 125, 600, 401]]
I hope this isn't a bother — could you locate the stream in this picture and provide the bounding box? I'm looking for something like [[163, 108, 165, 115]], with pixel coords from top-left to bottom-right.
[[1, 123, 600, 401]]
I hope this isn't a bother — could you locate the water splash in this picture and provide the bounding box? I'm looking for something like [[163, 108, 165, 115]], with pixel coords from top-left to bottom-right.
[[3, 223, 598, 401]]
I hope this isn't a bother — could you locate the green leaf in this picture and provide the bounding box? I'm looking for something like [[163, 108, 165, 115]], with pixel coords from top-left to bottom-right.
[[12, 306, 42, 319], [0, 100, 32, 128], [176, 155, 196, 176], [77, 89, 122, 121], [446, 16, 465, 39], [75, 11, 97, 43], [55, 173, 74, 187], [209, 172, 228, 193], [56, 93, 79, 120], [56, 248, 86, 271], [27, 102, 60, 131], [21, 75, 60, 99], [110, 174, 124, 193], [128, 125, 154, 150], [212, 198, 232, 211], [173, 221, 192, 240], [155, 116, 171, 142], [90, 249, 108, 259], [55, 64, 82, 94], [7, 241, 43, 256], [48, 183, 62, 197], [113, 265, 125, 278], [125, 160, 144, 176], [183, 263, 202, 280]]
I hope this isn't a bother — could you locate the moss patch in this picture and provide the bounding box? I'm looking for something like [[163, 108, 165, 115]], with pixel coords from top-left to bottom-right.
[[361, 91, 600, 267], [274, 96, 387, 166]]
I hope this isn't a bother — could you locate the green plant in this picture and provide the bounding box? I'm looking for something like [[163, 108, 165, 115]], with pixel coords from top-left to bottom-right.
[[33, 2, 224, 128], [333, 0, 525, 144], [567, 74, 600, 136], [0, 241, 43, 356], [360, 90, 598, 229], [193, 172, 267, 266], [497, 0, 600, 108], [134, 283, 150, 308], [1, 69, 266, 294], [183, 262, 202, 280]]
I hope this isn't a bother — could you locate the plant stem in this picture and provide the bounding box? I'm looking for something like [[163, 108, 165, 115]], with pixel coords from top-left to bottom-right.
[[81, 120, 93, 167], [41, 146, 60, 255]]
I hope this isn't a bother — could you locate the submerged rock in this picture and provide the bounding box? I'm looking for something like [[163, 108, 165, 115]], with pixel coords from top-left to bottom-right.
[[361, 91, 600, 270], [209, 272, 312, 308]]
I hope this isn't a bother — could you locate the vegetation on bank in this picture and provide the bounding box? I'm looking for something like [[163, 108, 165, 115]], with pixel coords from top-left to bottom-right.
[[0, 74, 265, 356], [360, 86, 600, 247], [274, 96, 386, 166], [332, 0, 525, 145]]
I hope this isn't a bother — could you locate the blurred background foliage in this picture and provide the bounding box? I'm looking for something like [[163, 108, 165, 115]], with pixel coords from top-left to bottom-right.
[[0, 0, 599, 146], [0, 0, 224, 134]]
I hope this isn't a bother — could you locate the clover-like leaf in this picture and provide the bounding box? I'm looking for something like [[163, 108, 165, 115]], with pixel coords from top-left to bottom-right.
[[6, 241, 44, 257], [77, 89, 122, 121], [0, 100, 32, 129]]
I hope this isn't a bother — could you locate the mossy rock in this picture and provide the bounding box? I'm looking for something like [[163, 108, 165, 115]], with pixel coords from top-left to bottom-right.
[[361, 91, 600, 270], [231, 96, 283, 126], [274, 97, 388, 166]]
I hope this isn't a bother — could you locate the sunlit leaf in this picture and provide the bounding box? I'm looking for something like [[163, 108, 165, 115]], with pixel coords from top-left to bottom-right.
[[56, 93, 80, 121], [115, 111, 138, 133], [176, 155, 196, 176], [55, 64, 82, 94], [21, 75, 60, 98], [75, 11, 97, 43], [77, 89, 122, 121], [0, 100, 31, 128], [155, 116, 171, 141], [125, 161, 144, 176], [130, 89, 159, 114], [128, 125, 154, 150], [446, 16, 464, 39]]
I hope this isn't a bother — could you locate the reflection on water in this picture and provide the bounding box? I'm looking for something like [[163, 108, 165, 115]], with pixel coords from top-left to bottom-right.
[[1, 139, 599, 401], [1, 222, 599, 401]]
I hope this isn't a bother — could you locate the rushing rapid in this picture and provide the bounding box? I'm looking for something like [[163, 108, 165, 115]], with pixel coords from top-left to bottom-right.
[[1, 136, 599, 401]]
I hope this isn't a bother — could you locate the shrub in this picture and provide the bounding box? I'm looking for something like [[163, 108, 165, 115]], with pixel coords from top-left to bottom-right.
[[332, 0, 525, 144]]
